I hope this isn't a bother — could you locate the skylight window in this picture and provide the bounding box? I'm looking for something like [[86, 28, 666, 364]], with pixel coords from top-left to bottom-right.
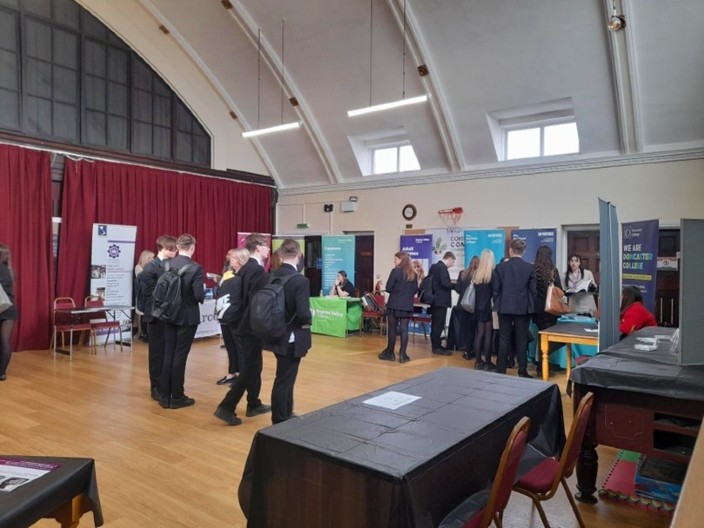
[[506, 122, 579, 160], [487, 98, 580, 162], [372, 144, 420, 174]]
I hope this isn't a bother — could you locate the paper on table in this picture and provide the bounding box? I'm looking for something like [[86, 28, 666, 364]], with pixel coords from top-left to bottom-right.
[[363, 391, 421, 410], [585, 328, 599, 333], [0, 459, 61, 492]]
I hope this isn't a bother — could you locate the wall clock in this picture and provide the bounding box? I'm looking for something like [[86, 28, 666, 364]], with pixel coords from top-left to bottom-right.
[[402, 204, 417, 221]]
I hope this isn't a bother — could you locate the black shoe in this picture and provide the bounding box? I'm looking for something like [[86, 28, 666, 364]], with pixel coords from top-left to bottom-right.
[[246, 404, 272, 417], [399, 354, 410, 364], [378, 350, 395, 361], [507, 359, 516, 368], [518, 372, 534, 379], [462, 351, 472, 360], [150, 387, 161, 401], [474, 361, 486, 370], [159, 397, 170, 409], [214, 407, 242, 426], [216, 375, 237, 385], [432, 348, 452, 356], [170, 395, 196, 409], [485, 362, 498, 372], [0, 373, 6, 381]]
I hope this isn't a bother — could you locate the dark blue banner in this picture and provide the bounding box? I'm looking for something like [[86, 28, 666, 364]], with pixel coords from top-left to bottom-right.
[[511, 229, 557, 264], [622, 219, 659, 312], [400, 235, 433, 279]]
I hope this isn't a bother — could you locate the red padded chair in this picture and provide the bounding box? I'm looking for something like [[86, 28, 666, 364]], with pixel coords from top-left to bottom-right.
[[411, 295, 432, 342], [53, 297, 92, 358], [361, 292, 386, 335], [513, 392, 595, 528], [84, 296, 123, 351], [439, 417, 532, 528]]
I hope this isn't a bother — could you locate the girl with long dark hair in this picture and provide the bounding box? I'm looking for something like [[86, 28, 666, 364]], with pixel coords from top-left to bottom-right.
[[379, 252, 418, 363]]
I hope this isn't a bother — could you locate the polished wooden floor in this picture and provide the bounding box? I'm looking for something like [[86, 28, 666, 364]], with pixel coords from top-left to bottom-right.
[[1, 332, 672, 528]]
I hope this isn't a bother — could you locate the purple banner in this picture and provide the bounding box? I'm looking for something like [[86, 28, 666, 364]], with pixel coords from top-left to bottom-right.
[[622, 219, 659, 312], [400, 235, 433, 280]]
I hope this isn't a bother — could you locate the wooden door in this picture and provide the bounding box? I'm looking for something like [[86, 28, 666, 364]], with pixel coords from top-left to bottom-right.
[[304, 236, 322, 297], [354, 235, 374, 295], [656, 229, 679, 327], [567, 231, 601, 286]]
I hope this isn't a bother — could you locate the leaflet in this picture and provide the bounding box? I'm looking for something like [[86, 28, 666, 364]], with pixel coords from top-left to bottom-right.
[[0, 459, 61, 492]]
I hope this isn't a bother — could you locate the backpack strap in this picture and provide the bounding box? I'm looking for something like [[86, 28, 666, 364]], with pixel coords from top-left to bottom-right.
[[177, 264, 190, 277]]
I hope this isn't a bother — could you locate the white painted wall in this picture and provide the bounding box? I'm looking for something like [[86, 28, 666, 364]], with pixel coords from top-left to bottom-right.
[[277, 159, 704, 280], [78, 0, 268, 175]]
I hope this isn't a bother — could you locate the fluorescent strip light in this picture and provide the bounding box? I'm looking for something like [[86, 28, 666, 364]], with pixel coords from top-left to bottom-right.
[[347, 94, 429, 118], [242, 121, 301, 138]]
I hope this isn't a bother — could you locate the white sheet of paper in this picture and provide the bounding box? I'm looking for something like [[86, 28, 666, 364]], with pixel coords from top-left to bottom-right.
[[585, 328, 599, 333], [363, 391, 421, 410]]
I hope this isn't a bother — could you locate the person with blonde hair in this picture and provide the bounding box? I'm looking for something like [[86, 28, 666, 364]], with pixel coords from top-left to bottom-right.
[[379, 252, 417, 363], [215, 248, 250, 385], [472, 250, 497, 371]]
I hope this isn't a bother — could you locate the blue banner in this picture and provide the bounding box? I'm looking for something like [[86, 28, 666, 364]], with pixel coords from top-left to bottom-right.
[[511, 229, 557, 264], [322, 235, 356, 294], [464, 230, 505, 265], [400, 235, 433, 280], [622, 219, 659, 312]]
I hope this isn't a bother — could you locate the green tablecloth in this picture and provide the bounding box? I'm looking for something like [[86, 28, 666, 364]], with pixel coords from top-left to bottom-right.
[[310, 297, 363, 337]]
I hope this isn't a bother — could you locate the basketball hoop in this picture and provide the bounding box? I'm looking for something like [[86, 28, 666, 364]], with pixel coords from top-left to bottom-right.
[[438, 207, 463, 232]]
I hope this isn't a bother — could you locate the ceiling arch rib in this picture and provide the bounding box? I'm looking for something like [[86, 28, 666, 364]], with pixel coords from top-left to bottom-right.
[[386, 0, 462, 172], [136, 0, 281, 187], [228, 0, 339, 186]]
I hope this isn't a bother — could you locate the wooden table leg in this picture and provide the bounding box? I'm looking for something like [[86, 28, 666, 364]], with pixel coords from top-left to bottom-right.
[[49, 492, 90, 527], [541, 334, 549, 381]]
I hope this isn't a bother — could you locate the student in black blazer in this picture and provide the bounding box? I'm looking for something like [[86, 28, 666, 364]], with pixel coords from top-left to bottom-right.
[[379, 252, 418, 363], [429, 252, 456, 355], [140, 235, 178, 401], [160, 234, 205, 409], [214, 233, 272, 426], [492, 238, 537, 377], [267, 239, 312, 424]]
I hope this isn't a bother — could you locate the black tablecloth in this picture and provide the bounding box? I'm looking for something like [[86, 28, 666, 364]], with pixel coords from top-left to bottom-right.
[[570, 327, 704, 401], [239, 367, 565, 528], [0, 456, 103, 528]]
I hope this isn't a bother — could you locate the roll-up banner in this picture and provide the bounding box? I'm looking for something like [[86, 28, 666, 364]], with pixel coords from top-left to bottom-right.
[[622, 219, 659, 312], [322, 235, 356, 294]]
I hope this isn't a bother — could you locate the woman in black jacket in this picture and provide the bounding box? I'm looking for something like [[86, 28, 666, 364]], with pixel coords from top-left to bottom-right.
[[532, 245, 562, 375], [379, 252, 417, 363]]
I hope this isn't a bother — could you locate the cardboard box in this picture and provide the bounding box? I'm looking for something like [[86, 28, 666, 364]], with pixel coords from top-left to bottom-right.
[[634, 455, 688, 504]]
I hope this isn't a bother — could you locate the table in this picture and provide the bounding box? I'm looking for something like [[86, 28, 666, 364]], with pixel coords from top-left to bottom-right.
[[239, 367, 565, 528], [54, 305, 134, 355], [0, 456, 103, 527], [310, 297, 362, 337], [570, 327, 704, 503], [539, 322, 599, 381]]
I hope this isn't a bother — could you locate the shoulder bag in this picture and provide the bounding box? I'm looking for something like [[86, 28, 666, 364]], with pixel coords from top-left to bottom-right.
[[460, 281, 476, 313], [545, 284, 571, 316], [0, 283, 12, 314]]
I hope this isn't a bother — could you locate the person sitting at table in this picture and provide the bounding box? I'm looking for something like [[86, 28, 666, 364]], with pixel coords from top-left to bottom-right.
[[563, 253, 597, 316], [329, 270, 355, 297], [620, 285, 657, 337], [379, 252, 417, 363]]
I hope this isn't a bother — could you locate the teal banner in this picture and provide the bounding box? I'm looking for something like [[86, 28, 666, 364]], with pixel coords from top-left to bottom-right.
[[322, 235, 356, 293], [464, 230, 505, 264]]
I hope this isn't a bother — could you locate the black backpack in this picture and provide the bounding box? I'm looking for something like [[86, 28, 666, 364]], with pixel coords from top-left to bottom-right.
[[249, 273, 296, 341], [418, 265, 436, 304], [135, 272, 146, 313], [151, 261, 190, 323]]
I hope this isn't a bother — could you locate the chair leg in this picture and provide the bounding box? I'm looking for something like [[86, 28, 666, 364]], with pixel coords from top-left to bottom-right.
[[515, 489, 550, 528], [493, 512, 503, 528], [561, 478, 585, 528]]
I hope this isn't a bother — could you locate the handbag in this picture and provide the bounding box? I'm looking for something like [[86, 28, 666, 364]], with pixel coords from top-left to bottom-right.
[[460, 281, 476, 313], [545, 284, 571, 316], [0, 283, 12, 314]]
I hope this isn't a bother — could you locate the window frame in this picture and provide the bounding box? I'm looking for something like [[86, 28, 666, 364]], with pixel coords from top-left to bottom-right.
[[503, 119, 579, 161], [370, 141, 420, 175]]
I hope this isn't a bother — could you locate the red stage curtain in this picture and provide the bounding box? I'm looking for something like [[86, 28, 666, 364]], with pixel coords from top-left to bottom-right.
[[57, 159, 273, 306], [0, 145, 54, 351]]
